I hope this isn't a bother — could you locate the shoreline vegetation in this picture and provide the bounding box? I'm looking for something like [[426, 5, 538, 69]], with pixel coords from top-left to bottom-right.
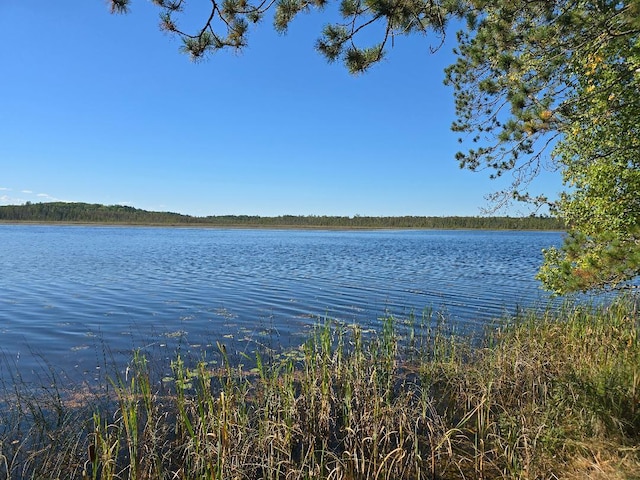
[[0, 202, 565, 230], [1, 298, 638, 479]]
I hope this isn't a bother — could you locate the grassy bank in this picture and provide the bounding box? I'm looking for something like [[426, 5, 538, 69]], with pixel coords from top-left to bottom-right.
[[1, 299, 638, 479]]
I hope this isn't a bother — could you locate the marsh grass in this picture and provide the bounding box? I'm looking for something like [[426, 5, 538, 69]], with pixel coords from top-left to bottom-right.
[[1, 298, 639, 479]]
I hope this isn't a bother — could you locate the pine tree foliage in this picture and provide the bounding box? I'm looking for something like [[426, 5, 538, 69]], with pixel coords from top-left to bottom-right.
[[445, 0, 640, 292], [108, 0, 640, 293], [109, 0, 455, 69], [536, 3, 640, 293]]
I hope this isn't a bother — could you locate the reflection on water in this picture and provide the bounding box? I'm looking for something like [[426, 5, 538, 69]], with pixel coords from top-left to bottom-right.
[[0, 225, 563, 383]]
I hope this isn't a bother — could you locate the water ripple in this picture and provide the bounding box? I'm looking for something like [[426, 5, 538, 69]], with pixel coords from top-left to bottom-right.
[[0, 225, 564, 382]]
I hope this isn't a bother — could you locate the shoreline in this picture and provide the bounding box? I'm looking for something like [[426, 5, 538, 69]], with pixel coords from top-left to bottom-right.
[[0, 220, 566, 232]]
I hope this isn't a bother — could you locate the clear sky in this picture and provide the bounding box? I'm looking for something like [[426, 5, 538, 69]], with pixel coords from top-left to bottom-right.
[[0, 1, 561, 217]]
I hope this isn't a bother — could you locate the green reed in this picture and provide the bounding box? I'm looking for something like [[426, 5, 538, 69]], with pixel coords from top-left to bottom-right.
[[0, 296, 638, 479]]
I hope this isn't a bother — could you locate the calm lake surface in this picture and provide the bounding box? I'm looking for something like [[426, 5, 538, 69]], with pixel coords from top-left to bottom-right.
[[1, 225, 563, 384]]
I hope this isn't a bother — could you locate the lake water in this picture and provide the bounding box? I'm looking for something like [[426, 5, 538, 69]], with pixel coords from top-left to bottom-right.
[[0, 225, 563, 385]]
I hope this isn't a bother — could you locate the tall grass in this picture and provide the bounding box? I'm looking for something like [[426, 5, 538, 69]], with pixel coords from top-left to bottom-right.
[[0, 297, 638, 479]]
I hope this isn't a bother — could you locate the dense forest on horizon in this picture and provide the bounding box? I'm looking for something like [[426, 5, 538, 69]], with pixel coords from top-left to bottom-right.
[[0, 202, 565, 230]]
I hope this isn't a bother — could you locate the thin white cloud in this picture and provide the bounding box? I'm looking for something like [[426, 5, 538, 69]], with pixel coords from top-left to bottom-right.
[[0, 195, 26, 205], [0, 188, 68, 205], [38, 193, 64, 201]]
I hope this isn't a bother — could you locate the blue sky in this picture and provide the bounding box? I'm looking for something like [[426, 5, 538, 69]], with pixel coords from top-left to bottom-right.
[[0, 1, 561, 217]]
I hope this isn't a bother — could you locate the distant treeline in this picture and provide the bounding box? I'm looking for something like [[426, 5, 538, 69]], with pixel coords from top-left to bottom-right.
[[0, 202, 565, 230]]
